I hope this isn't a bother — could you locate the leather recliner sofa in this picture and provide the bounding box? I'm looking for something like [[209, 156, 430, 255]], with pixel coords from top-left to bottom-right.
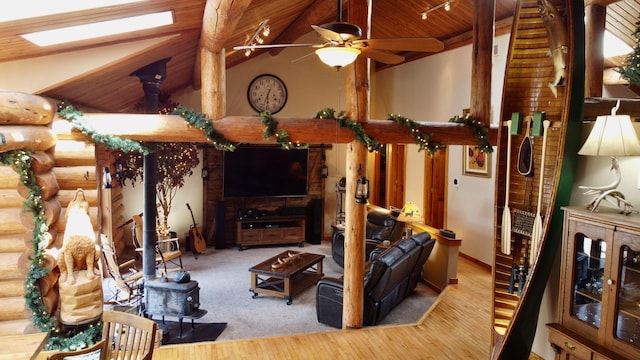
[[331, 208, 404, 267], [316, 232, 435, 328]]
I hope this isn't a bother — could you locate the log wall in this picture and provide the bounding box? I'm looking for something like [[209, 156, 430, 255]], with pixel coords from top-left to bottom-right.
[[0, 92, 102, 335]]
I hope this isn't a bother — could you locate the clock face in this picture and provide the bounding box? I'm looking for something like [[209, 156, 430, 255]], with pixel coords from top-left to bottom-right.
[[247, 74, 287, 114]]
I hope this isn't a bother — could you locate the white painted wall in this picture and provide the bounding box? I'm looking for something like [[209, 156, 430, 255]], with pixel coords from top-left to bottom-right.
[[373, 34, 510, 266]]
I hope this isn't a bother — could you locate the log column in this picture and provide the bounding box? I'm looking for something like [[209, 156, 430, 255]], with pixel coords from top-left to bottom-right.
[[342, 0, 371, 330], [584, 3, 606, 97], [198, 0, 251, 243], [470, 0, 494, 126]]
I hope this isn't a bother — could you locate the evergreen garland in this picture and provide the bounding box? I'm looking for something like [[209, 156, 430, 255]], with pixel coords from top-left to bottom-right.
[[387, 114, 445, 154], [171, 106, 236, 151], [617, 20, 640, 86], [0, 150, 102, 350], [448, 114, 493, 153], [315, 108, 382, 151], [57, 104, 149, 155], [260, 111, 307, 149]]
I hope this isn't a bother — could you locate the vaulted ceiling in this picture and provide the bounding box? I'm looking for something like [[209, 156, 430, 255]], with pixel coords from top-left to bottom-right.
[[0, 0, 637, 113]]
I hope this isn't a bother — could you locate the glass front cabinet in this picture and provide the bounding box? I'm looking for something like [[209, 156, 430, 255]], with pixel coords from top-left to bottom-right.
[[547, 206, 640, 359]]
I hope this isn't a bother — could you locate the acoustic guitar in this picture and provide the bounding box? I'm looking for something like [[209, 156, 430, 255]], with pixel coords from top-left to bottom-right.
[[186, 203, 206, 255]]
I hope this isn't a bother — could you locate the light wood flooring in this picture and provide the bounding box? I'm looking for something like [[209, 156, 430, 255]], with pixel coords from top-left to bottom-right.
[[153, 255, 493, 359]]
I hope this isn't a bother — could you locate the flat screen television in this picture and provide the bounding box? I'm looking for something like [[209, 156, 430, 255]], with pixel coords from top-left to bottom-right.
[[223, 146, 309, 198]]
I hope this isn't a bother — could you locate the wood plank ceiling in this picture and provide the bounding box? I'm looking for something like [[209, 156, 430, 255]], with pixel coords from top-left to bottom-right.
[[0, 0, 637, 113]]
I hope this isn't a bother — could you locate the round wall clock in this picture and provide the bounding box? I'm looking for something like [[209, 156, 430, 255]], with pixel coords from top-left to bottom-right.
[[247, 74, 288, 114]]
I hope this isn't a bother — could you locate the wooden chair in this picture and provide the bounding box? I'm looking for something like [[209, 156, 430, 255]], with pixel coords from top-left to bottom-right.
[[47, 339, 107, 360], [100, 234, 143, 306], [102, 310, 157, 360], [131, 214, 183, 277]]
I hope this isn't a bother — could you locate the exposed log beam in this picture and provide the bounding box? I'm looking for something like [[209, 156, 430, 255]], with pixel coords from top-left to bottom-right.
[[584, 0, 620, 6], [59, 113, 497, 146], [192, 0, 252, 90]]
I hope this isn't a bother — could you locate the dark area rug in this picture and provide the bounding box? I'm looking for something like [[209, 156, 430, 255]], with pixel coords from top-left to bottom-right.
[[154, 319, 227, 345]]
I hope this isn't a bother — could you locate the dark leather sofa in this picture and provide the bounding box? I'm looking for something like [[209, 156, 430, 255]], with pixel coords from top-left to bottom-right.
[[331, 208, 404, 267], [316, 232, 435, 328]]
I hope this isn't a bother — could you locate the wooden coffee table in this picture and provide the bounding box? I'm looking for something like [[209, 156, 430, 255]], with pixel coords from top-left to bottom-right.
[[249, 250, 324, 305]]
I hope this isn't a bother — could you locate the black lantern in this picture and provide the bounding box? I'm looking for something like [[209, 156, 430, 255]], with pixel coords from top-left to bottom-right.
[[102, 167, 112, 189], [321, 164, 329, 178], [354, 176, 369, 204]]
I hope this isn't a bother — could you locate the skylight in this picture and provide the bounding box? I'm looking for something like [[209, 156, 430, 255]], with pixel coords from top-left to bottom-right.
[[604, 30, 633, 58], [0, 0, 145, 23], [21, 11, 174, 47]]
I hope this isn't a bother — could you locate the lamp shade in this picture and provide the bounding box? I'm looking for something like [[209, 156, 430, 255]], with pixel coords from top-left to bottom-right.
[[578, 114, 640, 156], [397, 202, 423, 223], [315, 47, 360, 68]]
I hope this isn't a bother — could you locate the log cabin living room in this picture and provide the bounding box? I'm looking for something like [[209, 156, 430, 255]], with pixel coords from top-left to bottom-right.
[[2, 0, 640, 359]]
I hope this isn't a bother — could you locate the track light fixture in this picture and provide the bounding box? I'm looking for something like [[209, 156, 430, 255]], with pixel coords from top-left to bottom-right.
[[421, 0, 456, 20], [243, 19, 270, 57]]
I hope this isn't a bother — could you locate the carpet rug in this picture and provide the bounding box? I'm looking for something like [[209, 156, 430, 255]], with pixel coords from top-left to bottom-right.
[[154, 319, 227, 345]]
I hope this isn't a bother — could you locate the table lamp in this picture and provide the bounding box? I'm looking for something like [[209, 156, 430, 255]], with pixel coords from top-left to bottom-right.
[[397, 202, 424, 237], [578, 100, 640, 214]]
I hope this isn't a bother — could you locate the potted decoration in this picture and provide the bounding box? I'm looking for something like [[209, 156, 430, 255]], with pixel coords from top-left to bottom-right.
[[120, 93, 200, 237]]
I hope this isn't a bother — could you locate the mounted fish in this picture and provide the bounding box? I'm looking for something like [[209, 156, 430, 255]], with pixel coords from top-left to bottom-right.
[[538, 0, 568, 98]]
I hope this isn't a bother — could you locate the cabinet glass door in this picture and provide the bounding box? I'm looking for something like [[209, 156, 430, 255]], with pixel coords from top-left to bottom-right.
[[572, 233, 606, 329], [615, 245, 640, 348]]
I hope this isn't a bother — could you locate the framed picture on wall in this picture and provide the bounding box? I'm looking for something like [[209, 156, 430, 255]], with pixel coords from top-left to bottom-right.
[[463, 145, 491, 177]]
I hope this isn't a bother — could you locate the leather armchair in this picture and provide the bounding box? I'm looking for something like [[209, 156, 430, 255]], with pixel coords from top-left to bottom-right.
[[331, 208, 404, 267], [317, 232, 435, 328]]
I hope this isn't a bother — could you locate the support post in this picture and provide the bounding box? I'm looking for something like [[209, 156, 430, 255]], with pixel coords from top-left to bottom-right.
[[470, 0, 494, 126], [342, 0, 371, 330], [584, 3, 605, 97]]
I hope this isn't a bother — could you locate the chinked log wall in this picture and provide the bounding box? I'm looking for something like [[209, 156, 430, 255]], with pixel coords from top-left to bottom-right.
[[0, 92, 103, 335]]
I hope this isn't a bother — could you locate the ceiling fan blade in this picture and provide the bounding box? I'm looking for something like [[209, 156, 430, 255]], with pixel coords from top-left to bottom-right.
[[233, 43, 314, 50], [311, 25, 343, 43], [353, 38, 445, 52], [359, 48, 405, 65]]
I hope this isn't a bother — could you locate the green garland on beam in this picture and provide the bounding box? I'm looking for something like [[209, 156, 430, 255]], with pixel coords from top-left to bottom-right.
[[58, 104, 149, 155], [315, 108, 382, 151], [387, 114, 445, 155], [171, 106, 237, 151], [260, 111, 307, 150], [448, 114, 493, 153]]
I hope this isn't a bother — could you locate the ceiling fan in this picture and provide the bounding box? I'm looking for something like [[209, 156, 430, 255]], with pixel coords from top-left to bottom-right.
[[233, 0, 444, 69]]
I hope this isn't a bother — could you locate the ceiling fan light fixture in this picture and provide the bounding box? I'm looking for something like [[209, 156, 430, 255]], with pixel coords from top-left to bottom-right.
[[315, 47, 360, 68]]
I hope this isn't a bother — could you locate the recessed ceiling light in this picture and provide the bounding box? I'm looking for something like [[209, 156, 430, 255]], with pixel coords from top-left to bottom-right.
[[21, 11, 174, 47], [0, 0, 145, 23]]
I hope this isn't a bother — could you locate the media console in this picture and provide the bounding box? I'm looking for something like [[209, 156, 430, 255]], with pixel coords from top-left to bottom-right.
[[236, 214, 306, 250]]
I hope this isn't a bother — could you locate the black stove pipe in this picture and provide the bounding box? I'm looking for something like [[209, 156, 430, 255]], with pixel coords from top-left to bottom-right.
[[130, 57, 171, 280]]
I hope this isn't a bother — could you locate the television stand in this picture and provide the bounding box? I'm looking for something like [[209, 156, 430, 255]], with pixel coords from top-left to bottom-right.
[[236, 214, 306, 250]]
